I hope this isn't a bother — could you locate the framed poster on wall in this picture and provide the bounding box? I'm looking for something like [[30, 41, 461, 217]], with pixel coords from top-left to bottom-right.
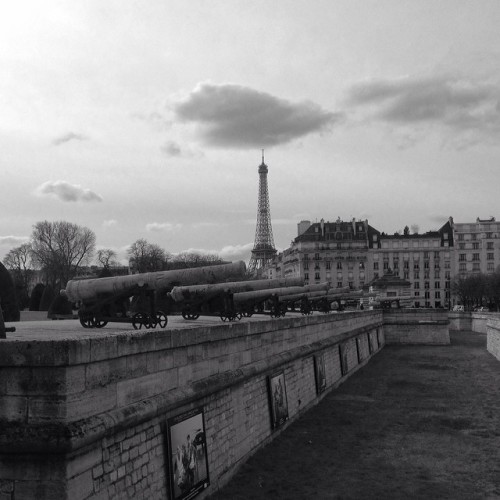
[[166, 407, 210, 500], [314, 353, 327, 394], [268, 371, 289, 429], [339, 343, 348, 376]]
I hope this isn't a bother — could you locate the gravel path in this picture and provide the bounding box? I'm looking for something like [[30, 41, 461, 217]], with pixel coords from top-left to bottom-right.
[[210, 331, 500, 500]]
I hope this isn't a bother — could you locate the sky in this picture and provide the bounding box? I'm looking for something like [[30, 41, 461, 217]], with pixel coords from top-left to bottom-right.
[[2, 0, 500, 266]]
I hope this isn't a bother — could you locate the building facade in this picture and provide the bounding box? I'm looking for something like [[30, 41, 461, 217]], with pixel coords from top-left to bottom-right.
[[452, 217, 500, 278], [265, 216, 463, 308]]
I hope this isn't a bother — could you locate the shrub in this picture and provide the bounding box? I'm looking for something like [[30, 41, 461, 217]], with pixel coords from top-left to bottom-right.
[[30, 283, 45, 311], [48, 294, 74, 318], [0, 262, 20, 322], [39, 284, 55, 312]]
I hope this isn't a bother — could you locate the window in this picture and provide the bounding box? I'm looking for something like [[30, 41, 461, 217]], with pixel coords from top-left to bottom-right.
[[488, 262, 495, 271], [487, 253, 494, 260], [487, 242, 494, 250], [404, 272, 409, 279], [415, 292, 420, 297], [424, 271, 430, 279], [434, 282, 440, 289], [459, 243, 465, 250], [414, 262, 420, 270], [425, 291, 430, 299], [414, 271, 420, 280], [471, 234, 477, 241], [404, 261, 409, 269], [459, 263, 466, 272], [304, 273, 309, 280], [373, 262, 379, 270], [435, 291, 441, 298], [315, 273, 320, 280], [473, 242, 479, 250], [458, 234, 464, 241], [424, 282, 430, 289], [337, 262, 342, 270], [304, 262, 309, 270], [459, 254, 466, 262], [326, 261, 331, 270], [315, 253, 320, 260], [473, 263, 481, 271], [383, 261, 389, 270], [473, 253, 480, 261], [434, 271, 440, 279], [337, 282, 343, 288], [424, 252, 430, 259], [414, 282, 420, 289], [486, 232, 493, 239], [348, 282, 354, 289], [434, 252, 440, 259]]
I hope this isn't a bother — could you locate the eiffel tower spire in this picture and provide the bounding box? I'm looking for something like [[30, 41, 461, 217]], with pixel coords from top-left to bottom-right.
[[248, 151, 277, 275]]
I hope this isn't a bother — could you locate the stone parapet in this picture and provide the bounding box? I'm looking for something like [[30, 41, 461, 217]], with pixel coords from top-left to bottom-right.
[[383, 309, 450, 345], [487, 317, 500, 361]]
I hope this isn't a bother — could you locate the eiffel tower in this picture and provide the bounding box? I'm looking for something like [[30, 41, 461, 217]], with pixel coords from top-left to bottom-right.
[[248, 151, 277, 275]]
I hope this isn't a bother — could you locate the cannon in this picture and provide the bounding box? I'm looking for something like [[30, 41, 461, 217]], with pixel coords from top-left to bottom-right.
[[233, 282, 330, 318], [61, 261, 246, 329], [169, 277, 308, 321]]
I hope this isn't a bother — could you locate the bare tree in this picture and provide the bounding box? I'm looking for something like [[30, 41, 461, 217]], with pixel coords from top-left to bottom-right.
[[127, 239, 169, 273], [170, 251, 225, 269], [3, 243, 34, 308], [96, 248, 118, 269], [30, 220, 96, 288]]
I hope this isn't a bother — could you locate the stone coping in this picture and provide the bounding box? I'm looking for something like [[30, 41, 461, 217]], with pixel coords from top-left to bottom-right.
[[0, 311, 382, 367]]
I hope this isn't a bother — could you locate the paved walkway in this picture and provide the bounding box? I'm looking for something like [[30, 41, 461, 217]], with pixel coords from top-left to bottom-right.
[[210, 331, 500, 500]]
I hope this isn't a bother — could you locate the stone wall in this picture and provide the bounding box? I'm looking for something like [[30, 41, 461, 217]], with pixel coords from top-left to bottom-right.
[[0, 312, 384, 500], [487, 317, 500, 362], [383, 309, 450, 344]]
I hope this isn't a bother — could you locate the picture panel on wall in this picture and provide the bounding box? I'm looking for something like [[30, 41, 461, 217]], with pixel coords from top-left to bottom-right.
[[268, 371, 289, 429], [314, 353, 327, 394], [339, 344, 348, 376], [166, 407, 210, 500]]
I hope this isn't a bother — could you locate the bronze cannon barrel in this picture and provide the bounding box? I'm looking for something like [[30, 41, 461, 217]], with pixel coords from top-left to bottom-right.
[[61, 261, 247, 303], [169, 277, 304, 303], [233, 282, 328, 304]]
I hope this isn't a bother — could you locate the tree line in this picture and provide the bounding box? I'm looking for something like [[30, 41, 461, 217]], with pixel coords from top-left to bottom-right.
[[1, 220, 226, 320], [452, 272, 500, 311]]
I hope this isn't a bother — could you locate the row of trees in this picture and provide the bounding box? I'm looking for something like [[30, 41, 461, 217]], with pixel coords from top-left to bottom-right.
[[2, 220, 226, 318], [452, 272, 500, 311]]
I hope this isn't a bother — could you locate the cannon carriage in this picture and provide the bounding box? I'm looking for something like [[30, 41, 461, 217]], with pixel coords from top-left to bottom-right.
[[61, 261, 247, 329]]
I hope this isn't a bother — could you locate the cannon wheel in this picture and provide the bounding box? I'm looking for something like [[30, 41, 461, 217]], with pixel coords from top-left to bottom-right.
[[220, 312, 241, 322], [132, 312, 148, 330], [93, 317, 108, 328], [79, 311, 94, 328], [156, 311, 168, 328], [182, 311, 200, 320]]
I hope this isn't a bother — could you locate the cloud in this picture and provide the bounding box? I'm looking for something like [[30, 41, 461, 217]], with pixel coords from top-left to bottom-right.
[[146, 222, 183, 232], [172, 82, 342, 148], [52, 132, 88, 146], [0, 236, 30, 247], [346, 75, 500, 146], [35, 181, 103, 202], [103, 219, 118, 228], [161, 140, 182, 157], [132, 111, 171, 131]]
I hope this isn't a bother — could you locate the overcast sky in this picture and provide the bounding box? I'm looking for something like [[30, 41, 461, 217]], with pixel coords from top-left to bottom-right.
[[2, 1, 500, 265]]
